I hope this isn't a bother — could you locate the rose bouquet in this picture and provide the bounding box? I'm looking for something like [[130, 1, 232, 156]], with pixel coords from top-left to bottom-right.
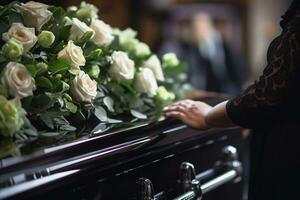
[[0, 1, 186, 147]]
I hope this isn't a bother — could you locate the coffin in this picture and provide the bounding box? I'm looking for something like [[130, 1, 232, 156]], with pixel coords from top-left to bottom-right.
[[0, 96, 247, 200]]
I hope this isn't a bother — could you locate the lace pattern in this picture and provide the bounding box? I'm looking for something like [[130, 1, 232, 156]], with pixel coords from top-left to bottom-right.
[[227, 10, 300, 129]]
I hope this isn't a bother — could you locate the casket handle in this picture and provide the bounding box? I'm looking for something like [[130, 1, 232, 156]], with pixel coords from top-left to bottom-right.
[[175, 146, 242, 200], [137, 178, 155, 200], [137, 146, 242, 200]]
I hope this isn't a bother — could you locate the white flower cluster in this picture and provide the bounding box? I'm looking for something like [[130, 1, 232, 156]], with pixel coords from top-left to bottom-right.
[[0, 1, 117, 103], [1, 1, 176, 102], [0, 1, 181, 138]]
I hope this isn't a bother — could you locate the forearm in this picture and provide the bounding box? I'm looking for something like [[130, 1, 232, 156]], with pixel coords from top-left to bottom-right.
[[205, 100, 237, 129]]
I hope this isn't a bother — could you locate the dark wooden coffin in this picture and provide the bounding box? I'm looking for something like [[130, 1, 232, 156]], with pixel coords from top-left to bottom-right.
[[0, 96, 247, 200]]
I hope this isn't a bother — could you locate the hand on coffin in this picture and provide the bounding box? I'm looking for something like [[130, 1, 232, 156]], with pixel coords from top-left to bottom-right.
[[163, 100, 237, 130], [163, 99, 212, 130]]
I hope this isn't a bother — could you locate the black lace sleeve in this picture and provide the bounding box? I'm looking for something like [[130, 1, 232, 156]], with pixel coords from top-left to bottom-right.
[[226, 11, 300, 129]]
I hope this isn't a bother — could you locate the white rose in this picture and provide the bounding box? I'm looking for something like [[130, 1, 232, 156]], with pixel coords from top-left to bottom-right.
[[17, 1, 52, 30], [90, 19, 114, 46], [76, 1, 99, 20], [109, 51, 135, 81], [113, 28, 137, 51], [112, 28, 150, 57], [69, 18, 95, 41], [2, 23, 37, 51], [58, 40, 86, 75], [133, 41, 151, 57], [134, 68, 158, 97], [142, 55, 164, 81], [1, 62, 36, 99], [113, 28, 137, 46], [71, 71, 97, 103]]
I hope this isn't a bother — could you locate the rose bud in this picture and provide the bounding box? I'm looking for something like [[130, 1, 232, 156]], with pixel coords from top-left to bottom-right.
[[87, 64, 100, 79], [36, 62, 48, 73], [2, 38, 24, 60], [38, 31, 55, 48], [162, 53, 180, 67]]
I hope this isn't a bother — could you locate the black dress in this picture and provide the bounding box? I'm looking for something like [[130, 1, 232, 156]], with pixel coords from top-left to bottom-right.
[[226, 1, 300, 200]]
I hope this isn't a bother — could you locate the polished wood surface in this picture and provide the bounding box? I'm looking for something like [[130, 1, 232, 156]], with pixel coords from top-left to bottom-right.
[[0, 96, 246, 200]]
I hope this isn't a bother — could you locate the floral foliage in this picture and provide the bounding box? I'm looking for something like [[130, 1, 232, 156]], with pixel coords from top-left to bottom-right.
[[0, 1, 186, 145]]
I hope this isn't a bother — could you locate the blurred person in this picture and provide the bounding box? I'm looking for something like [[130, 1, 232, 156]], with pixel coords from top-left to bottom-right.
[[181, 12, 245, 95], [164, 1, 300, 200]]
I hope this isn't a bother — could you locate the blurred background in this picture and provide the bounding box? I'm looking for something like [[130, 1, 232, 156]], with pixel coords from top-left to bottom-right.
[[1, 0, 292, 95]]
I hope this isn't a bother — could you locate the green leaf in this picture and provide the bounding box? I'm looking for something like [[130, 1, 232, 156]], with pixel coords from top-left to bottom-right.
[[8, 11, 23, 24], [91, 123, 108, 134], [103, 96, 114, 112], [59, 124, 76, 132], [107, 118, 122, 124], [96, 91, 105, 98], [53, 80, 70, 93], [60, 81, 70, 92], [21, 96, 33, 110], [59, 25, 71, 40], [57, 96, 64, 107], [65, 102, 77, 113], [0, 23, 8, 41], [121, 81, 136, 94], [85, 48, 102, 61], [40, 132, 60, 137], [94, 106, 107, 121], [77, 31, 94, 44], [36, 76, 53, 91], [48, 6, 66, 19], [0, 1, 18, 17], [23, 128, 38, 137], [53, 116, 69, 125], [108, 82, 124, 95], [32, 94, 53, 111], [51, 40, 65, 54], [109, 35, 120, 50], [15, 132, 28, 142], [82, 17, 92, 26], [25, 64, 37, 77], [76, 109, 86, 121], [163, 62, 187, 74], [48, 59, 69, 72], [130, 109, 147, 119], [40, 114, 54, 129], [129, 97, 144, 109], [0, 54, 6, 65]]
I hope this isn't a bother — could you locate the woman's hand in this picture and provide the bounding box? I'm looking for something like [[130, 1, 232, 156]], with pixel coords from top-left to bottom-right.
[[163, 99, 213, 130]]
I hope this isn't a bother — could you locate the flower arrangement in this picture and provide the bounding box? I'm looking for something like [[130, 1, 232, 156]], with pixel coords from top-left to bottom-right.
[[0, 1, 186, 145]]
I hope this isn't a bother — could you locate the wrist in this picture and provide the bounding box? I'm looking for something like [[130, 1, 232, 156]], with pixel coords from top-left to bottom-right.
[[204, 109, 213, 129]]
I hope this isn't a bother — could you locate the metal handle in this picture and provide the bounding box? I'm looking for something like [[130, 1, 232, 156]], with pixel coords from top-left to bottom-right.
[[137, 146, 242, 200], [137, 178, 155, 200], [175, 146, 242, 200], [201, 168, 237, 193], [137, 178, 166, 200], [173, 179, 202, 200]]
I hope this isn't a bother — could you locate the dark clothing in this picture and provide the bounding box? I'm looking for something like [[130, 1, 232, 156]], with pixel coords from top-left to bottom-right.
[[226, 1, 300, 199], [182, 39, 246, 95]]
